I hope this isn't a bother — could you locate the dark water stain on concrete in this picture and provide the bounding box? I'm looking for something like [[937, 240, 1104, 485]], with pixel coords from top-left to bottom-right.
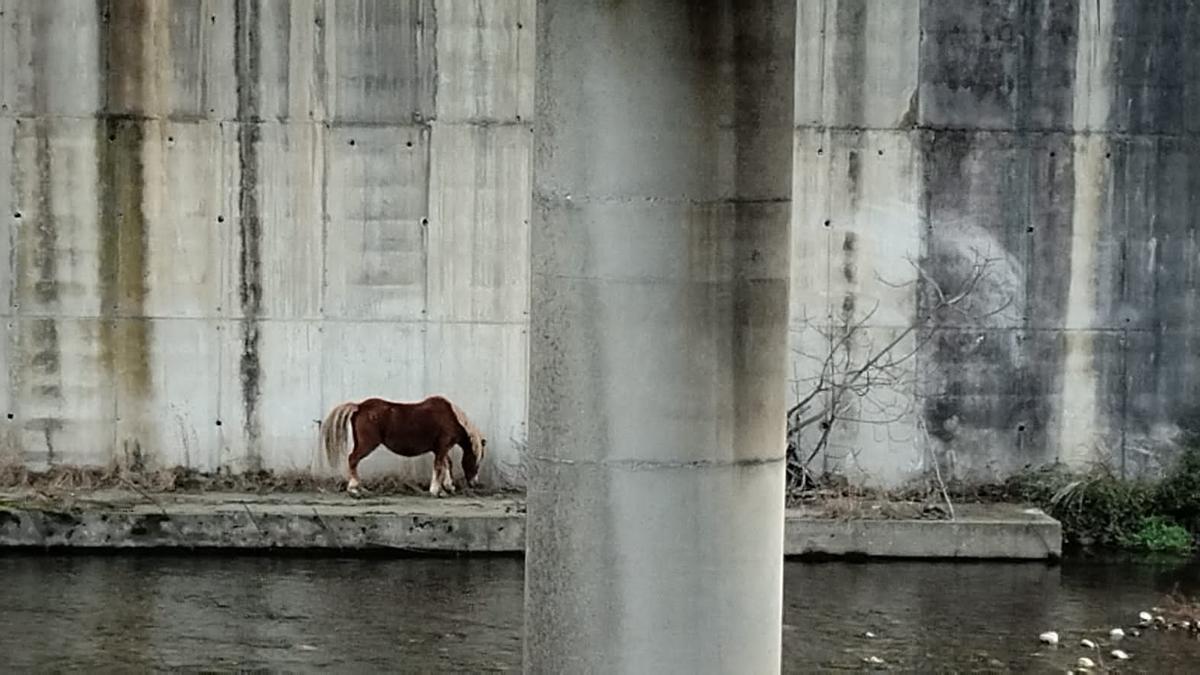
[[916, 1, 1081, 475], [14, 6, 67, 463], [833, 0, 868, 126], [1107, 2, 1200, 475], [95, 0, 153, 402], [31, 125, 59, 307], [95, 118, 152, 399], [919, 0, 1081, 130], [236, 0, 264, 470], [916, 3, 1080, 478]]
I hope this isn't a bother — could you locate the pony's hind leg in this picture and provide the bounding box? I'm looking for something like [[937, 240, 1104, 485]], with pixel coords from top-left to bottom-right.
[[347, 427, 381, 498]]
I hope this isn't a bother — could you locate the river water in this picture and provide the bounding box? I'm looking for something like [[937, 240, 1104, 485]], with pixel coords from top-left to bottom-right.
[[1, 553, 1199, 672]]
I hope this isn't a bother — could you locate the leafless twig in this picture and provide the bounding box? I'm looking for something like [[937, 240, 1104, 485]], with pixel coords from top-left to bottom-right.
[[786, 249, 1010, 501]]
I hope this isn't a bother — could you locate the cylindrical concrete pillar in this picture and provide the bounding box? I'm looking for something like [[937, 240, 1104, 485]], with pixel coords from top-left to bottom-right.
[[525, 2, 795, 673]]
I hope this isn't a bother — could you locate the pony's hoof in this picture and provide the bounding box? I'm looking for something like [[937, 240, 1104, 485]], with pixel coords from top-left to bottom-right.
[[348, 486, 365, 498]]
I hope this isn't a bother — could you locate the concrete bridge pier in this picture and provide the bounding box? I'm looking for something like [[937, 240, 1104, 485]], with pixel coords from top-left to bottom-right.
[[525, 1, 796, 673]]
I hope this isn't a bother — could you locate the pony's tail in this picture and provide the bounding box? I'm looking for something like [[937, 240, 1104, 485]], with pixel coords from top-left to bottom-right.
[[320, 401, 359, 468]]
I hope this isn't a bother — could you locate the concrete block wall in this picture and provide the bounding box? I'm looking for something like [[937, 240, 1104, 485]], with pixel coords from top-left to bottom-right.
[[0, 0, 533, 485], [792, 0, 1200, 486], [2, 0, 1198, 489]]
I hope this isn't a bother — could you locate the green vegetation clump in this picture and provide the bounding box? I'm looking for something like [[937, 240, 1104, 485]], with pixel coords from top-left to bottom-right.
[[1120, 516, 1194, 555], [1004, 446, 1200, 554]]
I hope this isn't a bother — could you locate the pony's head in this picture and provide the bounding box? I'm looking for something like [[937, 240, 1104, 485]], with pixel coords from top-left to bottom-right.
[[449, 399, 487, 487], [462, 434, 488, 487]]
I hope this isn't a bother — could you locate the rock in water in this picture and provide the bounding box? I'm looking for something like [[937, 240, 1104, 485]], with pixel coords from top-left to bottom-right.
[[1038, 631, 1059, 645], [1109, 627, 1125, 639], [1080, 638, 1097, 649], [1077, 656, 1096, 669], [1111, 649, 1130, 660], [1139, 611, 1153, 625]]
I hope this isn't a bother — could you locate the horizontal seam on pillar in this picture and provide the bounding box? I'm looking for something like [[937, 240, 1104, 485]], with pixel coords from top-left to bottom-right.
[[531, 272, 785, 285], [532, 194, 790, 207], [527, 454, 785, 470]]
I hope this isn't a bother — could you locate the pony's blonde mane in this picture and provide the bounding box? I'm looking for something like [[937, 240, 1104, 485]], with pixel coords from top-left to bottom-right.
[[445, 398, 485, 462]]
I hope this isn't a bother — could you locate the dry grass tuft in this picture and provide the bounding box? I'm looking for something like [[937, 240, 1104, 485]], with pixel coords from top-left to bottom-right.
[[0, 459, 516, 498]]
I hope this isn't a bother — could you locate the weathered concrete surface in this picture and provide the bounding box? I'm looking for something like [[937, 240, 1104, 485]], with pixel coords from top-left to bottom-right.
[[527, 0, 795, 672], [786, 502, 1061, 560], [0, 489, 526, 552], [0, 490, 1059, 560], [791, 0, 1200, 488], [0, 0, 534, 487], [2, 0, 1199, 497]]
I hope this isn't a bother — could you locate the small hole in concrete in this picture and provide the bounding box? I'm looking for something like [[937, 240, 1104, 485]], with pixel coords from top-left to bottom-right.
[[823, 219, 831, 227], [517, 22, 523, 29], [1049, 151, 1056, 158], [817, 148, 824, 155], [1026, 226, 1034, 233], [108, 134, 116, 142], [210, 15, 216, 23], [167, 136, 174, 143], [215, 420, 223, 426], [406, 140, 413, 148], [217, 216, 225, 223], [421, 217, 429, 226], [1106, 152, 1112, 159], [349, 139, 356, 146], [1017, 424, 1026, 432], [13, 212, 21, 219], [877, 149, 884, 156], [5, 413, 12, 420]]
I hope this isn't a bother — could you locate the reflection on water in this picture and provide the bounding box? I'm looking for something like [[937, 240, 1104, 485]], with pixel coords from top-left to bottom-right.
[[1, 553, 1199, 672]]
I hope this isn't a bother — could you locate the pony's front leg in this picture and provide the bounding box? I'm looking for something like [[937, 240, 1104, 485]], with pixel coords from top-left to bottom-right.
[[429, 454, 447, 497], [439, 458, 457, 495]]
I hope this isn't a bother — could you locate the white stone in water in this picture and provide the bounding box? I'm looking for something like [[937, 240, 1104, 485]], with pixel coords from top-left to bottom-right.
[[864, 631, 876, 638], [1109, 627, 1125, 639], [1077, 656, 1096, 669], [863, 656, 885, 665], [1038, 631, 1059, 645], [1139, 611, 1153, 625], [1080, 638, 1097, 649], [1111, 649, 1130, 660]]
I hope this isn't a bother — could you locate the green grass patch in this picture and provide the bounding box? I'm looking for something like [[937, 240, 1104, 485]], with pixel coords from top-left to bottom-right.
[[1003, 446, 1200, 554]]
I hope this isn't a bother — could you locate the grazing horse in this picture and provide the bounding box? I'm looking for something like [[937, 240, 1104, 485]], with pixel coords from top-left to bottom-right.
[[319, 395, 487, 497]]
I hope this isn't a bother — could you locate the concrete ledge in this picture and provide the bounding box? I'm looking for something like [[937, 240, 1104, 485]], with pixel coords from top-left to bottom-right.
[[784, 503, 1061, 560], [0, 491, 1060, 559]]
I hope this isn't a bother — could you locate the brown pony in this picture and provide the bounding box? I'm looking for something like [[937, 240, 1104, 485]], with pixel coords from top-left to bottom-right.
[[319, 395, 487, 497]]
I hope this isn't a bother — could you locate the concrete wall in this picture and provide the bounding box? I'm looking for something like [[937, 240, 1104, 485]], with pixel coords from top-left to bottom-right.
[[0, 0, 533, 485], [793, 0, 1200, 486], [2, 0, 1197, 489]]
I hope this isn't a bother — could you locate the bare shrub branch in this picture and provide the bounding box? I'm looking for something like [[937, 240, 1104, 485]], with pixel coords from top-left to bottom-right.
[[787, 249, 1012, 506]]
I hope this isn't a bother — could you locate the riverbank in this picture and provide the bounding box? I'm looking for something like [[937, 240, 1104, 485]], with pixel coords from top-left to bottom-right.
[[0, 489, 1060, 560]]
